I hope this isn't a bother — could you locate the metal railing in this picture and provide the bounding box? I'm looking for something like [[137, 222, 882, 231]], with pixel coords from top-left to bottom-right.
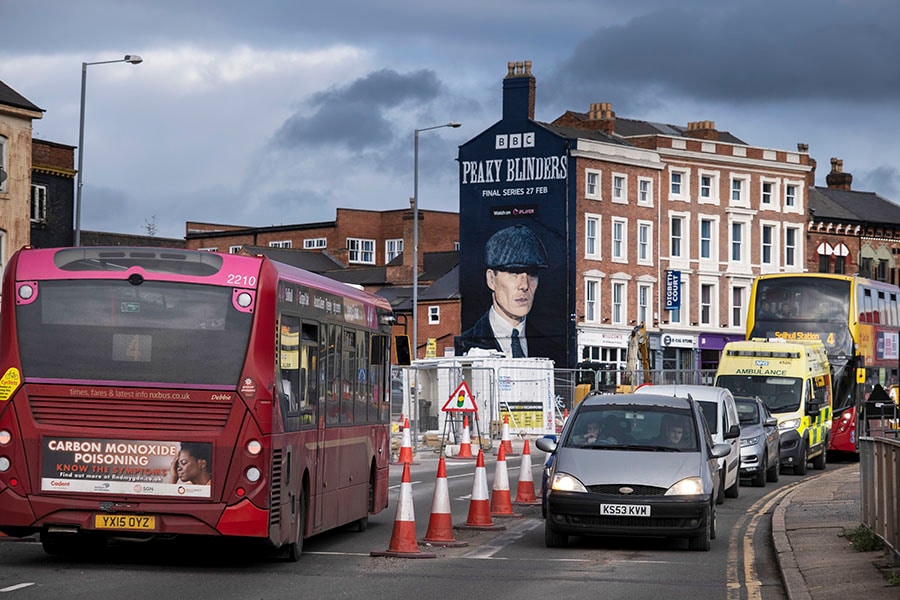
[[860, 435, 900, 560]]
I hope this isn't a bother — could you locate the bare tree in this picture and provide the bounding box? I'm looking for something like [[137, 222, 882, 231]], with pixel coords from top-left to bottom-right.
[[144, 215, 158, 237]]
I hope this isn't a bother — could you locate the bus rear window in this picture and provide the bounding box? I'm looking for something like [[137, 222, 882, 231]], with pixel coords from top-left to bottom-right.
[[16, 280, 252, 386]]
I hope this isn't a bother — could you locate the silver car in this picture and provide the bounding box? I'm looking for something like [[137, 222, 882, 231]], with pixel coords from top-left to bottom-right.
[[536, 392, 731, 551], [734, 396, 780, 487]]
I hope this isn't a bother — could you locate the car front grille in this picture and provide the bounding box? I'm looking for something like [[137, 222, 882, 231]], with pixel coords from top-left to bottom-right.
[[586, 484, 667, 496]]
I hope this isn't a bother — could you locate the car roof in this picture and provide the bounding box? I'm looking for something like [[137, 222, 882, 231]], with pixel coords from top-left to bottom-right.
[[635, 384, 733, 401], [580, 392, 693, 410]]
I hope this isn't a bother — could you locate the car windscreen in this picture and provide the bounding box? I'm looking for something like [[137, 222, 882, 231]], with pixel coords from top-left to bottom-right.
[[717, 375, 802, 414], [16, 279, 253, 386], [565, 405, 699, 451]]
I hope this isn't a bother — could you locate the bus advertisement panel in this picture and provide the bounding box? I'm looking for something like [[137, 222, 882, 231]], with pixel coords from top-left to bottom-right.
[[0, 247, 393, 560]]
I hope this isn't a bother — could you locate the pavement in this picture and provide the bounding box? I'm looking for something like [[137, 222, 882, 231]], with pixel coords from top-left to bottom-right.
[[772, 462, 899, 600]]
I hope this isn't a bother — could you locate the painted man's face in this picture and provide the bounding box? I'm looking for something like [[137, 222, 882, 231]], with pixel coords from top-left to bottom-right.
[[487, 269, 539, 325]]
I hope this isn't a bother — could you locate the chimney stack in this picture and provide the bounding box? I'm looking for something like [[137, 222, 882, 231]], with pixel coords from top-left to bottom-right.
[[502, 60, 536, 121], [826, 157, 852, 190], [685, 121, 718, 141], [586, 102, 616, 135]]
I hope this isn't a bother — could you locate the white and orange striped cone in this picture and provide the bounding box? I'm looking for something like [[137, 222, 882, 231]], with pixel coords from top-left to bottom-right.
[[490, 444, 522, 518], [397, 418, 414, 464], [371, 462, 436, 559], [514, 439, 539, 505], [451, 415, 475, 460], [420, 456, 468, 548], [454, 449, 505, 531], [499, 414, 516, 456]]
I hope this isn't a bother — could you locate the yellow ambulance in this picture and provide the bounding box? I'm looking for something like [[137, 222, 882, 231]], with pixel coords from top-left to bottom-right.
[[714, 339, 832, 475]]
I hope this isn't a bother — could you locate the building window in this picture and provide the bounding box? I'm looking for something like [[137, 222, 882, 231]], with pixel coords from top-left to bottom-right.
[[700, 175, 712, 200], [670, 170, 684, 197], [878, 260, 889, 282], [731, 222, 744, 262], [585, 214, 600, 259], [818, 253, 830, 273], [761, 181, 773, 206], [229, 245, 242, 254], [0, 135, 7, 193], [269, 240, 292, 249], [612, 282, 625, 324], [700, 218, 712, 260], [785, 184, 797, 208], [784, 228, 797, 267], [638, 178, 653, 206], [700, 284, 713, 325], [638, 284, 651, 326], [386, 238, 403, 262], [428, 306, 440, 324], [731, 177, 744, 203], [585, 279, 599, 323], [761, 225, 774, 265], [347, 238, 375, 264], [671, 216, 683, 258], [612, 174, 627, 203], [586, 170, 601, 199], [732, 286, 744, 328], [31, 184, 48, 223], [303, 237, 327, 249], [612, 218, 627, 262], [837, 255, 849, 275], [670, 280, 685, 325], [638, 221, 652, 265]]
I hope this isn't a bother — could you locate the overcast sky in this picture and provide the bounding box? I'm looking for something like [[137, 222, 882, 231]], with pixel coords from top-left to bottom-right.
[[2, 0, 899, 239]]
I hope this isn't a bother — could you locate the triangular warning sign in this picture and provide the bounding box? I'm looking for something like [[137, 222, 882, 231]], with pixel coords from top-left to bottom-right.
[[442, 381, 478, 413]]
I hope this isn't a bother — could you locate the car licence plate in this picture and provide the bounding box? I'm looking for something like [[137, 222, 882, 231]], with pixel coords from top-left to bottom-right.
[[600, 503, 651, 517], [94, 514, 156, 531]]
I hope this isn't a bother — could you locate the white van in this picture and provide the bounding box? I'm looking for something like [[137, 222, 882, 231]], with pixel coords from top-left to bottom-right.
[[636, 385, 741, 503]]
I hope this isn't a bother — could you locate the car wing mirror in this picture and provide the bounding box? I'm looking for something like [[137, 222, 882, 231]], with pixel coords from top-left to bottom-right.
[[724, 424, 741, 440], [535, 436, 558, 454]]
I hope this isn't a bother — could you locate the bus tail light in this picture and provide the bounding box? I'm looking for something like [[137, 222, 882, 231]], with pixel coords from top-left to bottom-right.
[[0, 430, 11, 445], [0, 457, 10, 472], [245, 467, 261, 482]]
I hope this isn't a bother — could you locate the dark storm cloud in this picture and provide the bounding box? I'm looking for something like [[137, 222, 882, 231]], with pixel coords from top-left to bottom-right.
[[545, 1, 900, 108], [272, 68, 442, 149]]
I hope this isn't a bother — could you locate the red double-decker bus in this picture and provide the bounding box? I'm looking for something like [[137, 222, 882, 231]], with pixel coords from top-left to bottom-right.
[[0, 246, 394, 559]]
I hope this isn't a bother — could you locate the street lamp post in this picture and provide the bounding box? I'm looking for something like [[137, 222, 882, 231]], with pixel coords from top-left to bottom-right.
[[411, 121, 459, 439], [75, 54, 143, 247], [412, 121, 460, 362]]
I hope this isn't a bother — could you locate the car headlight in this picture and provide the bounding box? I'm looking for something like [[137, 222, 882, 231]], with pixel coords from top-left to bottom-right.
[[550, 472, 588, 493], [665, 476, 703, 496], [779, 418, 801, 432], [741, 436, 760, 447]]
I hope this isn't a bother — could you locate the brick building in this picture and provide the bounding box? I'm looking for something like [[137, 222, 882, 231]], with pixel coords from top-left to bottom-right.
[[0, 80, 43, 269], [29, 139, 76, 249], [185, 203, 461, 359], [458, 61, 812, 372]]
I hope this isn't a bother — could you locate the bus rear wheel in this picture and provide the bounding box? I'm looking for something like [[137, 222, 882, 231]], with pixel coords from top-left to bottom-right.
[[285, 490, 307, 562]]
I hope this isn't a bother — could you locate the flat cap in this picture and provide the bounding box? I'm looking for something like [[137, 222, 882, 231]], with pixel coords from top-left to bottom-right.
[[484, 225, 548, 270]]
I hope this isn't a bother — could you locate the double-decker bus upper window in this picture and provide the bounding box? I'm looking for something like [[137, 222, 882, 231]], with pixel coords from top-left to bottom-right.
[[16, 280, 251, 386]]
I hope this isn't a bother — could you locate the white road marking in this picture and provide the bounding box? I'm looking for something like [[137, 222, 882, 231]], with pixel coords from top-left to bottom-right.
[[1, 583, 36, 593]]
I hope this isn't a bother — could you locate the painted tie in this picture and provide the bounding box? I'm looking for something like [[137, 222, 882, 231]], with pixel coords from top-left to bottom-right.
[[510, 329, 524, 358]]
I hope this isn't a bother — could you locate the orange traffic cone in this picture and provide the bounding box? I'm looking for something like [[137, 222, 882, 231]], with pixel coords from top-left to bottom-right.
[[455, 449, 505, 531], [371, 462, 436, 559], [490, 445, 522, 518], [514, 439, 539, 505], [421, 456, 468, 547], [499, 414, 515, 456], [452, 415, 475, 459], [397, 418, 414, 464]]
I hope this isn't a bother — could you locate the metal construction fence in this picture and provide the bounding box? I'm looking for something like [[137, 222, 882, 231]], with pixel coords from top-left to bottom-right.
[[395, 361, 718, 443]]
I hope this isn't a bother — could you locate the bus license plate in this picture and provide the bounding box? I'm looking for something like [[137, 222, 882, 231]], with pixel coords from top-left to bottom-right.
[[94, 514, 156, 531], [600, 504, 651, 517]]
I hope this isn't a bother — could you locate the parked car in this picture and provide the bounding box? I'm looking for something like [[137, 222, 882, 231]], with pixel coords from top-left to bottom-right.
[[734, 396, 780, 487], [536, 392, 731, 551], [636, 384, 741, 503]]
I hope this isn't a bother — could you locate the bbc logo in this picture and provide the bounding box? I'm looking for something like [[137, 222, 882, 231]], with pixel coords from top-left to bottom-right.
[[495, 132, 535, 150]]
